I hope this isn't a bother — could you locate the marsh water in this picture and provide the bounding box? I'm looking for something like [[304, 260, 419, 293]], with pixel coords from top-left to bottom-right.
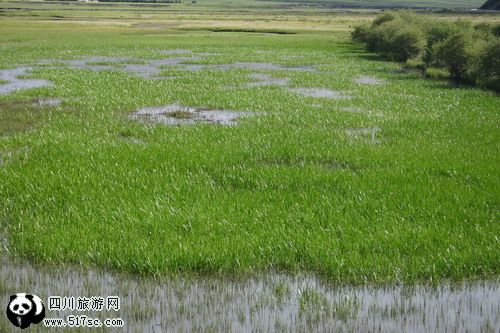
[[0, 67, 52, 95], [1, 51, 498, 332], [129, 104, 251, 126], [0, 52, 350, 97], [1, 257, 498, 333], [287, 87, 352, 99]]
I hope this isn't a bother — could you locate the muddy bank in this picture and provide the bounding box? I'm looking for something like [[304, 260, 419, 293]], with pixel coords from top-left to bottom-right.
[[0, 257, 498, 333]]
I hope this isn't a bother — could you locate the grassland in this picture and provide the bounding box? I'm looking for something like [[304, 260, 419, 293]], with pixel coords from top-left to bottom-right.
[[0, 1, 499, 285], [257, 0, 485, 9]]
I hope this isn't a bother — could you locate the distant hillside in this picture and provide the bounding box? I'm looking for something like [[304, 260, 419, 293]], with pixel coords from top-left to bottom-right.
[[480, 0, 500, 9], [257, 1, 485, 9]]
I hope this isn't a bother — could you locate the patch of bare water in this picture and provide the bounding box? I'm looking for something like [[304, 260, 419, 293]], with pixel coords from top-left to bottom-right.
[[67, 57, 196, 79], [0, 67, 52, 95], [246, 73, 290, 87], [30, 54, 318, 82], [159, 50, 220, 57], [130, 104, 250, 126], [34, 56, 195, 79], [150, 57, 201, 67], [159, 49, 193, 55], [65, 56, 133, 69], [0, 257, 498, 333], [122, 64, 161, 79], [36, 98, 62, 107], [288, 88, 351, 99], [223, 62, 314, 72], [354, 76, 386, 85]]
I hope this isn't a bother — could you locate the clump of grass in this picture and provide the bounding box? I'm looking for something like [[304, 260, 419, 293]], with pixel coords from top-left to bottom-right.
[[86, 61, 118, 66], [299, 287, 329, 314], [425, 67, 449, 80], [237, 309, 246, 323], [332, 295, 359, 321], [0, 99, 47, 136], [273, 282, 290, 303], [165, 110, 193, 119]]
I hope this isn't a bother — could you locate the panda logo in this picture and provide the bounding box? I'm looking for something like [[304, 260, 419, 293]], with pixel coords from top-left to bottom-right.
[[6, 293, 45, 329]]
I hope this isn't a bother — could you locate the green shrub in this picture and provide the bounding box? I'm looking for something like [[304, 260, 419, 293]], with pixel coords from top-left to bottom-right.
[[424, 67, 449, 80], [423, 22, 460, 65], [388, 27, 425, 62], [370, 19, 424, 62], [351, 12, 499, 91], [432, 33, 477, 82], [372, 12, 396, 27], [474, 22, 492, 34], [351, 24, 370, 43], [454, 19, 473, 30], [363, 24, 387, 52], [475, 39, 500, 91], [406, 57, 425, 70], [492, 24, 500, 37]]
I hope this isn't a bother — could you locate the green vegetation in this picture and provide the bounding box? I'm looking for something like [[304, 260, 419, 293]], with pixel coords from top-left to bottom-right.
[[0, 99, 52, 137], [353, 12, 500, 91], [0, 1, 499, 284], [258, 0, 484, 9]]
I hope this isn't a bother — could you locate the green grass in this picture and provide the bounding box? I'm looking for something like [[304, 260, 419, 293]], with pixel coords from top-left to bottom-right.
[[0, 99, 51, 137], [0, 2, 499, 284], [257, 0, 485, 9]]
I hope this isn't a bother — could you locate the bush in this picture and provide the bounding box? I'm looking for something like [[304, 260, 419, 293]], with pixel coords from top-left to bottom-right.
[[372, 12, 396, 27], [474, 22, 492, 34], [475, 39, 500, 91], [363, 25, 386, 52], [432, 33, 476, 82], [360, 16, 424, 62], [424, 67, 449, 80], [351, 12, 500, 91], [388, 27, 425, 62], [492, 23, 500, 37], [351, 24, 370, 43], [423, 22, 460, 65], [368, 21, 397, 54]]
